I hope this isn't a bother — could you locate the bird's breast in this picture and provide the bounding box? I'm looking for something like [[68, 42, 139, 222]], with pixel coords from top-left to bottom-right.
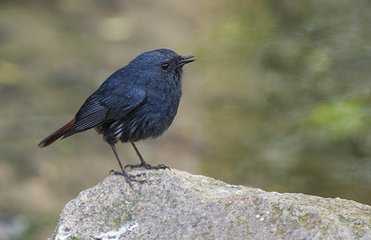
[[146, 87, 181, 130], [113, 86, 181, 142]]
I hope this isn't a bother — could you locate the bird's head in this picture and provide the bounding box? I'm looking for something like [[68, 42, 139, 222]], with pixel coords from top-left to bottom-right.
[[128, 48, 195, 81]]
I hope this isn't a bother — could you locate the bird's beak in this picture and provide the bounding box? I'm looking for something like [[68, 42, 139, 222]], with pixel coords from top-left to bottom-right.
[[179, 55, 196, 66]]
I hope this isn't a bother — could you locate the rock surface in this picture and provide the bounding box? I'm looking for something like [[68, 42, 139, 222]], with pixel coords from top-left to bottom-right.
[[51, 169, 371, 240]]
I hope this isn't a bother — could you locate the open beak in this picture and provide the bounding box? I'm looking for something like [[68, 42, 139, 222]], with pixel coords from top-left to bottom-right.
[[178, 55, 196, 66]]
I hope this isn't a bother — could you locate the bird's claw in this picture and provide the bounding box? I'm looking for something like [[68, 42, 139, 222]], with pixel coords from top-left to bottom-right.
[[109, 170, 147, 187], [124, 163, 170, 170]]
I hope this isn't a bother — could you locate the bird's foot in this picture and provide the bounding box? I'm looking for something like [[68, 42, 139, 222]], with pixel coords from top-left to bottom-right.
[[109, 170, 147, 188], [124, 162, 170, 170]]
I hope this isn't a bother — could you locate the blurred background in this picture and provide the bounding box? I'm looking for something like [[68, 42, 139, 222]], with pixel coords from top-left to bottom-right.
[[1, 0, 371, 239]]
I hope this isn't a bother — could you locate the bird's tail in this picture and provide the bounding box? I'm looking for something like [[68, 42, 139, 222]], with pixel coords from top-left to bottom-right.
[[38, 119, 75, 148]]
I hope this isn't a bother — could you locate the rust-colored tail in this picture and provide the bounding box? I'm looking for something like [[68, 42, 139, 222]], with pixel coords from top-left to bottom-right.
[[38, 119, 75, 148]]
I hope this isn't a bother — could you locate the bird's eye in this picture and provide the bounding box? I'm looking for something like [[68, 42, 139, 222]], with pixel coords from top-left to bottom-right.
[[161, 63, 169, 70]]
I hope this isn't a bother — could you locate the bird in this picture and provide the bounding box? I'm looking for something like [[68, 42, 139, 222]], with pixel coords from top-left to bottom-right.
[[39, 48, 195, 185]]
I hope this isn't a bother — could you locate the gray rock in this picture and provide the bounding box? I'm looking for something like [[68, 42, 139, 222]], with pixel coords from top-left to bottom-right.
[[51, 169, 371, 240]]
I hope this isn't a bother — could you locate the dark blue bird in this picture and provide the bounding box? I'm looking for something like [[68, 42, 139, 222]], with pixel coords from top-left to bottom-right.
[[39, 48, 195, 184]]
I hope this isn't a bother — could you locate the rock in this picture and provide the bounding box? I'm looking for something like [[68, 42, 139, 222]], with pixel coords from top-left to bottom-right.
[[50, 169, 371, 240]]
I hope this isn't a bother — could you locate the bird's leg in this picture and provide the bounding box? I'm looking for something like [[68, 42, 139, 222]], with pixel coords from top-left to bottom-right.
[[109, 144, 145, 187], [124, 142, 169, 170]]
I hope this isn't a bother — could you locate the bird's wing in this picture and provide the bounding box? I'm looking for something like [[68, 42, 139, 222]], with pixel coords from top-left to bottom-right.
[[72, 87, 146, 132], [102, 87, 147, 120], [73, 96, 108, 132]]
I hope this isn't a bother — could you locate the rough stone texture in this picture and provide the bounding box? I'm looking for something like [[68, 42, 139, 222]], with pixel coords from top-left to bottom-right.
[[51, 169, 371, 240]]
